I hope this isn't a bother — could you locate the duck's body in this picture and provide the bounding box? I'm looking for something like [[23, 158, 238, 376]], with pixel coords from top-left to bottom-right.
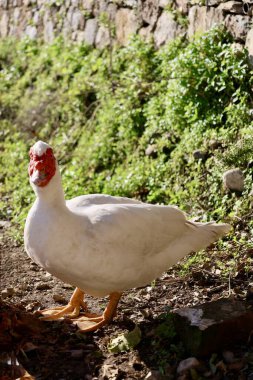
[[24, 141, 231, 331]]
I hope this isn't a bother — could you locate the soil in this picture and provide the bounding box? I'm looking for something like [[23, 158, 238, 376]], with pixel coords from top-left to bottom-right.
[[1, 225, 253, 380]]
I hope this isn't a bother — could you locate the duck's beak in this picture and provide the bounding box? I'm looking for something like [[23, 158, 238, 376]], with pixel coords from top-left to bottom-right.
[[30, 169, 48, 187]]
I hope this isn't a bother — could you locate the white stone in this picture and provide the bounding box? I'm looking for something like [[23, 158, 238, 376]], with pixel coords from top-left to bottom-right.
[[82, 0, 94, 10], [115, 8, 140, 45], [225, 15, 251, 42], [154, 11, 182, 47], [217, 1, 244, 14], [142, 0, 160, 26], [25, 25, 37, 39], [72, 9, 85, 30], [95, 25, 110, 48], [177, 357, 200, 374], [223, 168, 245, 192], [188, 6, 224, 38], [0, 11, 8, 37], [44, 20, 54, 42], [83, 18, 98, 45], [246, 28, 253, 65]]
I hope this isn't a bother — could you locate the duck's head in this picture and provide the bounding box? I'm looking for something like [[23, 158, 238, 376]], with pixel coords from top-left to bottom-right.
[[29, 141, 56, 188]]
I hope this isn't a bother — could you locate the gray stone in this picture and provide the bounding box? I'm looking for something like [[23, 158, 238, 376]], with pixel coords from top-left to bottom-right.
[[223, 168, 244, 192], [145, 144, 158, 157], [25, 25, 37, 39], [159, 0, 170, 8], [0, 11, 9, 37], [225, 15, 251, 42], [175, 0, 189, 14], [0, 220, 11, 229], [93, 0, 108, 17], [82, 0, 95, 11], [177, 357, 200, 374], [188, 6, 224, 38], [217, 1, 244, 14], [95, 25, 110, 48], [154, 11, 182, 47], [139, 24, 153, 42], [33, 11, 40, 26], [72, 9, 85, 30], [115, 8, 140, 45], [44, 20, 54, 43], [84, 18, 98, 44], [142, 0, 160, 27], [174, 298, 253, 356], [13, 7, 20, 23], [208, 0, 227, 4], [246, 28, 253, 65], [71, 0, 80, 5], [0, 0, 8, 7]]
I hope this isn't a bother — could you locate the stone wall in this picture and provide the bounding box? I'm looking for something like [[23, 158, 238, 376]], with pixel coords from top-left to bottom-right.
[[0, 0, 253, 54]]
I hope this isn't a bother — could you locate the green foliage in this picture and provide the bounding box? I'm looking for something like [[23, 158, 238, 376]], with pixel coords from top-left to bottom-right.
[[1, 26, 253, 242]]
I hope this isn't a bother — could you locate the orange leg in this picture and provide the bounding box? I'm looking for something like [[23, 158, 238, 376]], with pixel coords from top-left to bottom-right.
[[39, 288, 122, 332], [73, 292, 122, 332], [40, 288, 88, 319]]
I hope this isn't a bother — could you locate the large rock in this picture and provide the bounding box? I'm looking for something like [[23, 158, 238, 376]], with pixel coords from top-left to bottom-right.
[[83, 18, 98, 45], [188, 6, 224, 38], [173, 298, 253, 356], [0, 11, 9, 37], [115, 8, 141, 45], [223, 168, 244, 192], [95, 25, 110, 48], [224, 15, 251, 42], [217, 0, 244, 14], [154, 11, 183, 47], [142, 0, 160, 27], [71, 9, 85, 31], [246, 28, 253, 65]]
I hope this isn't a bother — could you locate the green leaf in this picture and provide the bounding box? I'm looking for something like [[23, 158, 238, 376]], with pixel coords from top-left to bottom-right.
[[108, 325, 142, 353]]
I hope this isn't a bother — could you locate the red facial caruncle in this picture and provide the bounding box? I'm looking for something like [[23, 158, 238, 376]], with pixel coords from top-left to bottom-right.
[[29, 147, 56, 187]]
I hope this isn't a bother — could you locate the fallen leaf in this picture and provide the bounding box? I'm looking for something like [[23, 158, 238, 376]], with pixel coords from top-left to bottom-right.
[[108, 325, 141, 353]]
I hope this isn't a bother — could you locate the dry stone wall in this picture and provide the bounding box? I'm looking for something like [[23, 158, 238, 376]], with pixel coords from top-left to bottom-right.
[[0, 0, 253, 55]]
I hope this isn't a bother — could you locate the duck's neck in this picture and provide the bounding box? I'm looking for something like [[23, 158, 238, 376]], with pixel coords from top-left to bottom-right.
[[33, 170, 66, 208]]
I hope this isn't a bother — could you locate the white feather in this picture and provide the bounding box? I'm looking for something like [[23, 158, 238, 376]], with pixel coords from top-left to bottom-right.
[[24, 143, 231, 297]]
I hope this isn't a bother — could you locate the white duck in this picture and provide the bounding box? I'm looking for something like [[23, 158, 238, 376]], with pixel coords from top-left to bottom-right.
[[24, 141, 231, 332]]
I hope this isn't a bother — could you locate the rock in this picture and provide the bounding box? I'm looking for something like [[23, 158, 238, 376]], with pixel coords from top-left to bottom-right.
[[223, 168, 244, 192], [25, 25, 37, 39], [193, 150, 207, 160], [35, 282, 51, 290], [224, 15, 251, 42], [154, 11, 184, 47], [115, 8, 141, 46], [209, 139, 222, 150], [222, 350, 235, 363], [159, 0, 169, 7], [53, 293, 67, 303], [177, 357, 200, 374], [145, 144, 158, 157], [188, 6, 224, 38], [83, 18, 98, 45], [139, 24, 153, 41], [0, 220, 11, 229], [44, 19, 54, 43], [217, 1, 244, 14], [71, 9, 85, 31], [142, 0, 160, 27], [1, 287, 15, 299], [173, 298, 253, 356], [95, 25, 110, 48], [0, 11, 9, 38], [82, 0, 95, 11], [175, 0, 189, 14], [246, 28, 253, 65]]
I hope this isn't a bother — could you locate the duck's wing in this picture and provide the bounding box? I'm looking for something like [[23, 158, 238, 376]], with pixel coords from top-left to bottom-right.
[[66, 194, 143, 210]]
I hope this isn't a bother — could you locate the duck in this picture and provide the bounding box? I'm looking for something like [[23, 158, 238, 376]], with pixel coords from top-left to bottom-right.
[[24, 141, 231, 332]]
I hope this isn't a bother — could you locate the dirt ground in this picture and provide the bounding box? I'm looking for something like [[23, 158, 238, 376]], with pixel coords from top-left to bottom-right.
[[1, 225, 253, 380]]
